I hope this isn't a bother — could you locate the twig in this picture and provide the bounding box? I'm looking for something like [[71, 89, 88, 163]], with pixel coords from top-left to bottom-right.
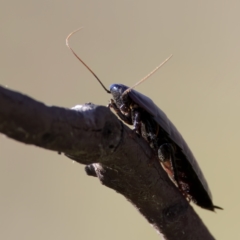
[[0, 85, 215, 240]]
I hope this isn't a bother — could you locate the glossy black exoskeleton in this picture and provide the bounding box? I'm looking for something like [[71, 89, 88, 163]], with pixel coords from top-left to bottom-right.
[[109, 84, 222, 211], [66, 28, 222, 211]]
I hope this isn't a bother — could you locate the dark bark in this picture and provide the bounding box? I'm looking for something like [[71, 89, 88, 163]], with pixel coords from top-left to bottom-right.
[[0, 85, 215, 240]]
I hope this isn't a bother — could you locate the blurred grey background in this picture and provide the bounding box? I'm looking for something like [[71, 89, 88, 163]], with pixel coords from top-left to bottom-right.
[[0, 1, 239, 239]]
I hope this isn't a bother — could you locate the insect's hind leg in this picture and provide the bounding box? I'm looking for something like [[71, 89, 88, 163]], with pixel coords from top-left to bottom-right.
[[158, 143, 179, 186], [158, 144, 193, 202]]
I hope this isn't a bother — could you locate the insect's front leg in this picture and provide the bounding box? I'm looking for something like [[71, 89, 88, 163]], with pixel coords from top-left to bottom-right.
[[158, 143, 179, 186], [109, 99, 132, 125]]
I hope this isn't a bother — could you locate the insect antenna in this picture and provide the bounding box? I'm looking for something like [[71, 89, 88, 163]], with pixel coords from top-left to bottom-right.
[[66, 28, 110, 94], [122, 54, 173, 96]]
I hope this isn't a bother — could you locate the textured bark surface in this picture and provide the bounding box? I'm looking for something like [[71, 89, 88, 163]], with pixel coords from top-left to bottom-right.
[[0, 85, 215, 240]]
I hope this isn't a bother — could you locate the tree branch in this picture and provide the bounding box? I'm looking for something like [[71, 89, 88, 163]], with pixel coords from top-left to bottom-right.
[[0, 85, 215, 240]]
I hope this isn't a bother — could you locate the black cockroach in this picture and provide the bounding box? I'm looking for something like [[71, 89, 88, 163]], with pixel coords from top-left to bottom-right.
[[66, 28, 222, 211]]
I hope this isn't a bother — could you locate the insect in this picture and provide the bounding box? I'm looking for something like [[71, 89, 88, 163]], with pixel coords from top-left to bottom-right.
[[66, 28, 222, 211]]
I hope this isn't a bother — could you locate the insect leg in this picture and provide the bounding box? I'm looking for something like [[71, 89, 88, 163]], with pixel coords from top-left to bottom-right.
[[109, 100, 132, 125], [158, 143, 179, 186], [131, 108, 142, 135]]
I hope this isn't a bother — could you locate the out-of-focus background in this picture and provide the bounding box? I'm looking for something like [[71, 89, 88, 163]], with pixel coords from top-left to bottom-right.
[[0, 1, 239, 239]]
